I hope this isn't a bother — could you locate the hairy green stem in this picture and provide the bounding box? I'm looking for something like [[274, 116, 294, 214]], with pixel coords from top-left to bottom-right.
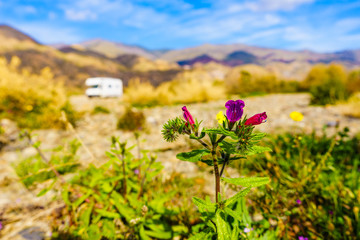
[[211, 149, 220, 203]]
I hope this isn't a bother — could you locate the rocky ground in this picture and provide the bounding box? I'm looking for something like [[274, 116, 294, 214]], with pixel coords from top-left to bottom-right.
[[1, 93, 360, 239]]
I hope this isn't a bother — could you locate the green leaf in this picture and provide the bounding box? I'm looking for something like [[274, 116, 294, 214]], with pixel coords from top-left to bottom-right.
[[192, 197, 217, 212], [61, 186, 71, 206], [221, 176, 270, 187], [188, 232, 213, 240], [216, 211, 231, 240], [102, 220, 116, 240], [190, 132, 206, 140], [87, 224, 101, 240], [80, 203, 94, 227], [231, 225, 239, 240], [95, 209, 120, 219], [36, 179, 56, 197], [204, 126, 238, 140], [251, 132, 267, 140], [224, 208, 242, 222], [246, 145, 272, 155], [224, 188, 251, 207], [72, 190, 92, 209], [176, 149, 210, 163], [140, 226, 151, 240], [145, 229, 172, 239]]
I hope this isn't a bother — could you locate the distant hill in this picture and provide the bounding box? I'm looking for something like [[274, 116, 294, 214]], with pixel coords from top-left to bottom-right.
[[0, 25, 180, 87], [78, 39, 156, 59], [159, 43, 360, 68], [0, 24, 38, 43]]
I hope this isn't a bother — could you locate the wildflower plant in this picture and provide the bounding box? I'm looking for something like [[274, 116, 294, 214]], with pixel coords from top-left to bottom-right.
[[162, 100, 271, 239]]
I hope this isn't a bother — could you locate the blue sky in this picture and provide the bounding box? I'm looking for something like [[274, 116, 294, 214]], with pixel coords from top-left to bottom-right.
[[1, 0, 360, 52]]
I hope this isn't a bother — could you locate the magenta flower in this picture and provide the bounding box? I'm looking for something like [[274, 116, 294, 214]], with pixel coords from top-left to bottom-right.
[[296, 199, 302, 205], [298, 236, 308, 240], [225, 100, 245, 123], [182, 106, 195, 126], [134, 169, 140, 175], [245, 112, 267, 126]]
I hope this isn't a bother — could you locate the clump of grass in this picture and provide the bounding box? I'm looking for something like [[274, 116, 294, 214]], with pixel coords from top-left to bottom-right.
[[92, 105, 110, 115], [117, 107, 146, 131]]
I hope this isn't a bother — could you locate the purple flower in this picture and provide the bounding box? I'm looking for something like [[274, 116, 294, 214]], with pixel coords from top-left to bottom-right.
[[329, 210, 333, 215], [298, 236, 308, 240], [182, 106, 195, 126], [225, 100, 245, 123], [245, 112, 267, 126], [134, 169, 140, 175], [244, 227, 251, 233], [296, 199, 302, 205]]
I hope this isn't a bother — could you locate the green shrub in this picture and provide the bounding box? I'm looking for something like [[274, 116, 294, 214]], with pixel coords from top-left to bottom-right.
[[14, 134, 201, 240], [235, 128, 360, 239], [92, 105, 110, 115], [117, 108, 146, 131], [303, 64, 349, 105]]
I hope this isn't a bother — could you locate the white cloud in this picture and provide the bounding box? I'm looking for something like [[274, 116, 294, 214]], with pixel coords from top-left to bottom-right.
[[65, 9, 97, 21], [14, 5, 37, 15], [335, 17, 360, 32]]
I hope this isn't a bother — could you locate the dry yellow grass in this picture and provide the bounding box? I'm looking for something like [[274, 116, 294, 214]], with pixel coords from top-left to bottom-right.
[[124, 70, 226, 107], [0, 56, 67, 128]]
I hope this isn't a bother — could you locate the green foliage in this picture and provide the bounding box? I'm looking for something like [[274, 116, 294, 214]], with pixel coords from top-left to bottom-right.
[[117, 107, 146, 131], [92, 105, 110, 115], [224, 65, 300, 95], [303, 64, 349, 105], [14, 133, 202, 240], [13, 139, 81, 188], [236, 127, 360, 239]]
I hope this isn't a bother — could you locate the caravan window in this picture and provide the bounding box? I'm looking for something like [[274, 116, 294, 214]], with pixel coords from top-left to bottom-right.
[[109, 85, 112, 88], [91, 85, 100, 88]]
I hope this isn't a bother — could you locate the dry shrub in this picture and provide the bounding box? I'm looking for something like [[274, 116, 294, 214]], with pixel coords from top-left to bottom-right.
[[124, 78, 158, 107], [124, 71, 226, 107], [346, 69, 360, 95], [0, 56, 70, 128]]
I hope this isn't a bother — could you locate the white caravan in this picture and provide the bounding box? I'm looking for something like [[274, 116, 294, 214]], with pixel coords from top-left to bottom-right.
[[85, 77, 123, 98]]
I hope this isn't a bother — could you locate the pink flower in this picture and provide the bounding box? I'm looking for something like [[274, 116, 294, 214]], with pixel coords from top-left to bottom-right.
[[296, 199, 302, 205], [182, 106, 195, 126], [245, 112, 267, 126]]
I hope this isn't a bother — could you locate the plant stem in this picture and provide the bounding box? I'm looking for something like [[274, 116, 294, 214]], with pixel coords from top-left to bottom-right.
[[114, 143, 127, 200], [211, 149, 220, 203], [219, 154, 230, 177], [196, 139, 210, 150], [137, 156, 155, 200]]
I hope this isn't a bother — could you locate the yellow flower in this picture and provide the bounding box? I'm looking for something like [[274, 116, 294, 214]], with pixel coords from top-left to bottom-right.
[[25, 105, 33, 111], [216, 111, 226, 124], [290, 111, 304, 122]]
